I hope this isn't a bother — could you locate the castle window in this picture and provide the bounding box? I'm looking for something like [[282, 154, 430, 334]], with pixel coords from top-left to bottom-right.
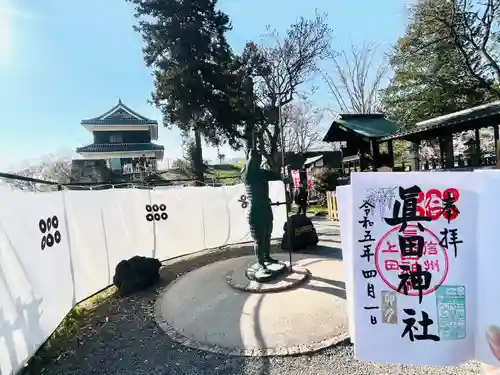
[[109, 134, 123, 143]]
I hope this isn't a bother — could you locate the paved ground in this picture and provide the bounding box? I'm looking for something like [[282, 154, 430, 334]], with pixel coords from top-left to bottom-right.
[[155, 252, 348, 355], [33, 217, 482, 375]]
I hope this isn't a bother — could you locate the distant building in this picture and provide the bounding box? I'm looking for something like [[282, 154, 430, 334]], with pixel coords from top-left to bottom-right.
[[73, 99, 164, 183], [283, 150, 341, 171], [322, 113, 400, 172]]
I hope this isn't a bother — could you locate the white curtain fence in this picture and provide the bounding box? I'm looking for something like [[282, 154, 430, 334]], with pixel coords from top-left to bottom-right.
[[0, 182, 286, 375]]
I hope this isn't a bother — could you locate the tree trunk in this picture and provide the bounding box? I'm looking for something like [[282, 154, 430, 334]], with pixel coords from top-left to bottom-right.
[[269, 154, 282, 173], [193, 130, 205, 186], [244, 123, 253, 157], [244, 77, 255, 154], [260, 125, 283, 173], [262, 149, 283, 173]]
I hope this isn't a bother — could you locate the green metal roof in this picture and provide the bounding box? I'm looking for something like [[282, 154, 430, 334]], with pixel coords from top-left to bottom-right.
[[380, 100, 500, 142], [323, 113, 401, 141], [81, 99, 158, 126], [76, 142, 164, 153]]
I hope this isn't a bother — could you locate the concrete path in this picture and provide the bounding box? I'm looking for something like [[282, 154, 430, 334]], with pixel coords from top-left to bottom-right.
[[154, 217, 349, 356]]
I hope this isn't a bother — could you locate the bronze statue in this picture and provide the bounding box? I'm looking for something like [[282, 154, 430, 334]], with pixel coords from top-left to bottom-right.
[[242, 148, 287, 280]]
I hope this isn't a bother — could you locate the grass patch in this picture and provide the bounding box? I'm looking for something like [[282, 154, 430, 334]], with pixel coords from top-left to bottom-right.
[[289, 204, 328, 215], [307, 204, 328, 215], [159, 163, 244, 184], [207, 163, 243, 182], [22, 287, 117, 375]]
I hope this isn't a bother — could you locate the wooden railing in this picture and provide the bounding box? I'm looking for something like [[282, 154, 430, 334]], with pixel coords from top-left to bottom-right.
[[326, 191, 338, 221]]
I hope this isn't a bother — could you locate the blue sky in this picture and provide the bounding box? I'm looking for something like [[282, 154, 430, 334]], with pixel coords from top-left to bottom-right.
[[0, 0, 411, 171]]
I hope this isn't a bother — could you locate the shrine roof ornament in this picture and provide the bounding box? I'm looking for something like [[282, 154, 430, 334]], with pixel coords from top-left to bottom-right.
[[81, 99, 158, 126]]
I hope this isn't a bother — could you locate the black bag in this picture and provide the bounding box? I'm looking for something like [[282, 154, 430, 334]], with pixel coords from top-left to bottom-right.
[[113, 255, 162, 296], [281, 214, 319, 251]]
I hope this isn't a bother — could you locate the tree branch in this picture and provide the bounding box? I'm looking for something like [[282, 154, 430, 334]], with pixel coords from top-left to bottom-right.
[[322, 42, 389, 114]]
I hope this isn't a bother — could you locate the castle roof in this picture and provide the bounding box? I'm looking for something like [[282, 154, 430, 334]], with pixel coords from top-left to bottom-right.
[[76, 142, 164, 153], [81, 99, 158, 126]]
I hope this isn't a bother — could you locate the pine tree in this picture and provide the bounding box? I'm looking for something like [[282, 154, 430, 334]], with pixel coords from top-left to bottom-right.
[[127, 0, 239, 184]]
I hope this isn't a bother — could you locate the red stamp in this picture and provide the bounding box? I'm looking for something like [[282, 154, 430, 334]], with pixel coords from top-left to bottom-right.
[[416, 188, 460, 221], [374, 224, 449, 297]]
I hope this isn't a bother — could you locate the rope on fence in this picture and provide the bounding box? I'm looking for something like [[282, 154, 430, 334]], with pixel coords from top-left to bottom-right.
[[0, 171, 242, 191]]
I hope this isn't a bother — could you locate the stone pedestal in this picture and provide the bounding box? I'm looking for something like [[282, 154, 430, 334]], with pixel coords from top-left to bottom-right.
[[245, 262, 287, 283]]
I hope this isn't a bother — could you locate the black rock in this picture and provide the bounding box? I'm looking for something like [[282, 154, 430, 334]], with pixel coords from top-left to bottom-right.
[[281, 214, 319, 251], [113, 255, 162, 296]]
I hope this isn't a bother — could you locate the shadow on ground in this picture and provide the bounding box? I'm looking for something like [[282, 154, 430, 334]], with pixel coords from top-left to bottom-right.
[[304, 276, 346, 299], [294, 245, 342, 260], [27, 217, 346, 375]]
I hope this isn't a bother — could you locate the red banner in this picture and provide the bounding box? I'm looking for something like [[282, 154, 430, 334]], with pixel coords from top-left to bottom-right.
[[291, 170, 301, 188]]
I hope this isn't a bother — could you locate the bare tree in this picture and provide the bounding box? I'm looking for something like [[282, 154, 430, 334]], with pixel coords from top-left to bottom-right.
[[281, 101, 325, 153], [217, 152, 226, 164], [242, 12, 332, 171], [322, 42, 389, 114], [419, 0, 500, 97], [2, 156, 72, 192]]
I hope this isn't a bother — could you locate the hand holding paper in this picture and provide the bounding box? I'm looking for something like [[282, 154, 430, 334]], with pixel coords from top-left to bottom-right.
[[487, 326, 500, 362]]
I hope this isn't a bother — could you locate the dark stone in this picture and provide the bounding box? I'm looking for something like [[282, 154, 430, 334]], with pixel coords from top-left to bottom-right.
[[281, 214, 319, 251], [245, 261, 287, 283], [113, 255, 162, 296]]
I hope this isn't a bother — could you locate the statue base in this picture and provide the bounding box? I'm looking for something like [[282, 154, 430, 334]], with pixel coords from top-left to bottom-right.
[[245, 261, 288, 283], [227, 258, 310, 293]]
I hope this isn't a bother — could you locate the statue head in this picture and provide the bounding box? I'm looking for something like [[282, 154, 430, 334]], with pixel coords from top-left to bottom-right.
[[243, 147, 262, 182]]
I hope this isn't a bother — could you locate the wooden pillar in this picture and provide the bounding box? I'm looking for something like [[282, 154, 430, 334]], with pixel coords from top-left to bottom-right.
[[475, 128, 482, 166], [438, 137, 445, 169], [370, 139, 380, 168], [359, 153, 365, 171], [359, 141, 370, 170], [444, 134, 454, 168], [410, 140, 420, 171], [438, 134, 454, 169], [387, 140, 394, 168]]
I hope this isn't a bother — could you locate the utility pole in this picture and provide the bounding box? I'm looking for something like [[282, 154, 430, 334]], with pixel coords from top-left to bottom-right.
[[244, 76, 255, 154], [279, 99, 294, 273]]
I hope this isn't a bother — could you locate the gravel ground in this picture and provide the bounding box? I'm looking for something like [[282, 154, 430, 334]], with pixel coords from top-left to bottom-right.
[[27, 244, 482, 375]]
